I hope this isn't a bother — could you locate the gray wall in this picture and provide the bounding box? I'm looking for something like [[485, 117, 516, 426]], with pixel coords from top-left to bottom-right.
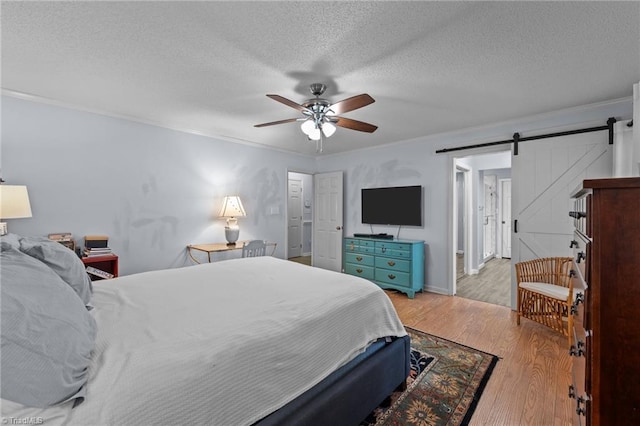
[[1, 96, 315, 275], [317, 98, 632, 294], [2, 94, 633, 293]]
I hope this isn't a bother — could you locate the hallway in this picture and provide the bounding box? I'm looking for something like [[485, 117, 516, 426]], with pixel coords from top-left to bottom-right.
[[456, 255, 511, 307]]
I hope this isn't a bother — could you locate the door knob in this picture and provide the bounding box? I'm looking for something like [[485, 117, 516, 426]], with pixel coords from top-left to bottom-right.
[[336, 226, 342, 230]]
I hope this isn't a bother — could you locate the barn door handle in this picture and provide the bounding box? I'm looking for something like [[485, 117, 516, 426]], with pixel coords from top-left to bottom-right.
[[514, 220, 518, 233]]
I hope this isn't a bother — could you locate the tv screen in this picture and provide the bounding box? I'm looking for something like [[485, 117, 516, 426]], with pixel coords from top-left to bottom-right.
[[361, 185, 422, 226]]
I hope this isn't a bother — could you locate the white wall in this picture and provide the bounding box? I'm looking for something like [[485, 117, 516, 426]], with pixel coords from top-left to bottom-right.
[[1, 96, 315, 275]]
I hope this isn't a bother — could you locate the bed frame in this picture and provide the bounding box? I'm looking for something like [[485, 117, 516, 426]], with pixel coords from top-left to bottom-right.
[[254, 335, 410, 426]]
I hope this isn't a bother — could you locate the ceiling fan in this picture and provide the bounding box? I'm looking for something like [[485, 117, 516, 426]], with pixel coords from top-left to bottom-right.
[[254, 83, 378, 152]]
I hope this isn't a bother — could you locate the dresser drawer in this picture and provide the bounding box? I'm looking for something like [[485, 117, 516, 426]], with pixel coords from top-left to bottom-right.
[[344, 239, 375, 254], [375, 269, 411, 287], [345, 252, 374, 267], [570, 295, 589, 426], [344, 263, 375, 280], [375, 256, 411, 273], [374, 242, 411, 258], [345, 238, 373, 247], [573, 242, 590, 284]]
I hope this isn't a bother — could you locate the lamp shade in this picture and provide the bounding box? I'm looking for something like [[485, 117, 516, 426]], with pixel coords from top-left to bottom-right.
[[218, 195, 246, 218], [0, 185, 32, 219]]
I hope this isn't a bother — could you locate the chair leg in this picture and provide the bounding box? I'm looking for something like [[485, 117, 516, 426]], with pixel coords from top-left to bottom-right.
[[516, 288, 521, 325]]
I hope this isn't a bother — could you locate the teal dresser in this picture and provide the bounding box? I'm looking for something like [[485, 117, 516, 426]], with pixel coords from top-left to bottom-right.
[[343, 237, 425, 298]]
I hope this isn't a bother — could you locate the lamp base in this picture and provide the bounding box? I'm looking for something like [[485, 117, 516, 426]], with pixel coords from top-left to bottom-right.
[[224, 227, 240, 245]]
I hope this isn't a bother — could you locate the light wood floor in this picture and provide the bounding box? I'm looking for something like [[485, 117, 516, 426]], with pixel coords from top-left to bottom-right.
[[456, 256, 511, 308], [386, 290, 574, 426]]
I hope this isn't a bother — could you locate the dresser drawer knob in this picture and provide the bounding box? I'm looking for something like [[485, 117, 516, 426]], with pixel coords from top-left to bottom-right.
[[356, 256, 363, 262], [576, 252, 586, 263], [570, 293, 584, 315], [388, 274, 396, 280], [569, 240, 578, 248], [569, 345, 578, 357], [568, 384, 576, 399], [569, 269, 576, 278], [569, 342, 585, 357], [356, 268, 363, 274], [576, 397, 586, 416], [381, 247, 387, 253], [387, 261, 396, 267], [569, 211, 587, 219]]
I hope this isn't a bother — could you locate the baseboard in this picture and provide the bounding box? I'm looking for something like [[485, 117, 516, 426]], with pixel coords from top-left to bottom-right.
[[424, 285, 451, 296]]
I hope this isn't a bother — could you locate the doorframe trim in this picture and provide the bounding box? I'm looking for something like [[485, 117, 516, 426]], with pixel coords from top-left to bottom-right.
[[448, 146, 513, 298]]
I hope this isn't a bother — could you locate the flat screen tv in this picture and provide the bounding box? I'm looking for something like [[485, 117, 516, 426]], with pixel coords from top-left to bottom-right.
[[361, 185, 422, 226]]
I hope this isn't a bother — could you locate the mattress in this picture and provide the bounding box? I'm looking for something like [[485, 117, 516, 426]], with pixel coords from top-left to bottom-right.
[[1, 256, 406, 425]]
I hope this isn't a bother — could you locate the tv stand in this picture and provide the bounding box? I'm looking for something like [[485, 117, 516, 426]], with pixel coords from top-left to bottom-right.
[[343, 237, 424, 298]]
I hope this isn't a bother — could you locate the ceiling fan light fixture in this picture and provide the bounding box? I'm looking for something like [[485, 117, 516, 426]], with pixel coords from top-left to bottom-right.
[[321, 121, 336, 137], [308, 127, 321, 140], [300, 119, 316, 136], [255, 83, 377, 150]]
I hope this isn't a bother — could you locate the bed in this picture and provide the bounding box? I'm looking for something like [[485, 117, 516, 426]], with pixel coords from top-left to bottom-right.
[[1, 234, 409, 426]]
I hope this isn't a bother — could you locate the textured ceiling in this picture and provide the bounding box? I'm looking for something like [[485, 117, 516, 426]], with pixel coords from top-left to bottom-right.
[[2, 1, 639, 156]]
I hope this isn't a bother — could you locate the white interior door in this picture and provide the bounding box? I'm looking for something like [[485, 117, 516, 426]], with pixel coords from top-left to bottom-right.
[[500, 178, 512, 258], [287, 178, 302, 258], [510, 130, 612, 308], [313, 171, 343, 271]]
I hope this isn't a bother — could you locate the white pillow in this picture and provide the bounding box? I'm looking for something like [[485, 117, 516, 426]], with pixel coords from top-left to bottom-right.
[[0, 246, 97, 407], [20, 236, 93, 305]]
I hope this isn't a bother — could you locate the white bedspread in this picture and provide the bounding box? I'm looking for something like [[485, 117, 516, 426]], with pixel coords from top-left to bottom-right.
[[2, 257, 406, 425]]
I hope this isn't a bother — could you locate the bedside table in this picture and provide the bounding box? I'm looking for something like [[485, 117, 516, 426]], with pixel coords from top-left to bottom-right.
[[82, 254, 119, 280]]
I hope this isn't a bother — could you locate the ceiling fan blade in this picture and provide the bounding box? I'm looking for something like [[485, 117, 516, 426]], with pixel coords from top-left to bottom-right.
[[334, 117, 378, 133], [266, 94, 310, 113], [329, 94, 375, 115], [254, 118, 300, 128]]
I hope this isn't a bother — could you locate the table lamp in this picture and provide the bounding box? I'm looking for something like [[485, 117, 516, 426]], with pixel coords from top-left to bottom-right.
[[0, 185, 33, 236], [219, 195, 246, 246]]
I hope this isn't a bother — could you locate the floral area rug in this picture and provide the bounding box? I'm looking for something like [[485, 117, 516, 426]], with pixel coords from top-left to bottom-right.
[[361, 327, 499, 426]]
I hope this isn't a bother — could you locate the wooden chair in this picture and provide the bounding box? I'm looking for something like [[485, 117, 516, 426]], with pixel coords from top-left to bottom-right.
[[516, 257, 575, 345], [242, 240, 267, 258]]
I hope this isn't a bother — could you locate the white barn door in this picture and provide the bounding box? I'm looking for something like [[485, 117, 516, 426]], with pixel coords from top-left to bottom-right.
[[313, 171, 343, 271], [510, 130, 612, 308]]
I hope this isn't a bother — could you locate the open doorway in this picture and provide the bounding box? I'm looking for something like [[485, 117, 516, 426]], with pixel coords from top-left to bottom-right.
[[451, 151, 512, 307], [287, 171, 313, 266]]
